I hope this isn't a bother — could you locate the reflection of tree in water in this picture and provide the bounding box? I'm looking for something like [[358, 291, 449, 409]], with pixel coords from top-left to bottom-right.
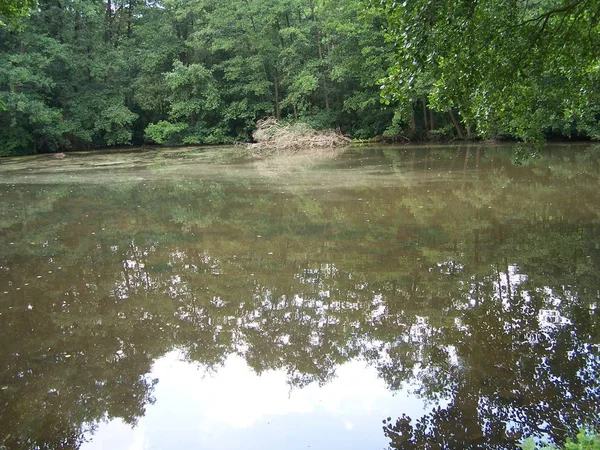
[[382, 282, 600, 449], [0, 146, 599, 449]]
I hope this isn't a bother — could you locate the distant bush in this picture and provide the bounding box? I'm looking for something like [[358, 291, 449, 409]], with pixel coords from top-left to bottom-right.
[[144, 121, 188, 145]]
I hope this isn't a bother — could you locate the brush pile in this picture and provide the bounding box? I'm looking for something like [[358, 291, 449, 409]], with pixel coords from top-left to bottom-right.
[[247, 117, 350, 153]]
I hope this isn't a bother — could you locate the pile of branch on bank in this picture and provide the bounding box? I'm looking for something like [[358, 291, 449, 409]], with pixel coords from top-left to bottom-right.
[[247, 117, 351, 153]]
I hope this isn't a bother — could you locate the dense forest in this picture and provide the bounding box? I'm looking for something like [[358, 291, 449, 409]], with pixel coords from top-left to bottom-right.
[[0, 0, 599, 156]]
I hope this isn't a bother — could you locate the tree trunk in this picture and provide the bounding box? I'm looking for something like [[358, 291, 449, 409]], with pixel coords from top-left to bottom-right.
[[309, 0, 323, 59], [55, 0, 64, 43], [74, 9, 81, 41], [422, 100, 429, 133], [274, 70, 281, 119], [429, 108, 435, 131], [449, 109, 464, 138], [323, 79, 329, 110], [285, 13, 294, 43], [127, 0, 134, 38], [105, 0, 112, 43], [309, 0, 329, 110]]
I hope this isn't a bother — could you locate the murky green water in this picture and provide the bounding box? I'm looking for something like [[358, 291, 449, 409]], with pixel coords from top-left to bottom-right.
[[1, 144, 599, 449]]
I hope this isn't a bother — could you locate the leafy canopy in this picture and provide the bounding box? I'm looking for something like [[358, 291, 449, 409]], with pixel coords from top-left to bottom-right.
[[373, 0, 600, 144], [0, 0, 35, 25]]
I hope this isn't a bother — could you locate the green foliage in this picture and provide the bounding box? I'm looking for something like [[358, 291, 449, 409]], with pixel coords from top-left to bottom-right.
[[1, 0, 598, 156], [0, 0, 35, 25], [299, 108, 337, 130], [372, 0, 600, 144], [0, 0, 401, 155], [165, 61, 221, 119], [284, 71, 319, 112], [426, 124, 455, 141], [144, 120, 188, 145], [0, 33, 66, 153], [565, 430, 600, 450], [519, 429, 600, 450], [67, 96, 138, 146]]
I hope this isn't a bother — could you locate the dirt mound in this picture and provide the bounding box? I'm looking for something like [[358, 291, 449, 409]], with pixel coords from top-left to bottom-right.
[[247, 117, 350, 153]]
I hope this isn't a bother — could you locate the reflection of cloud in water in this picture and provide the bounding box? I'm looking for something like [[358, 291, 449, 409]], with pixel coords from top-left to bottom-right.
[[83, 420, 148, 450], [84, 352, 430, 450]]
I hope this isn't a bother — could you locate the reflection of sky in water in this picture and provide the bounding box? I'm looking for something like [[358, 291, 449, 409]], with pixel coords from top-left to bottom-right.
[[84, 353, 429, 450]]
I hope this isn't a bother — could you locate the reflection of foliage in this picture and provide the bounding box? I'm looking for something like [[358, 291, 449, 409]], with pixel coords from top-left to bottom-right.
[[382, 291, 600, 449], [0, 146, 599, 448]]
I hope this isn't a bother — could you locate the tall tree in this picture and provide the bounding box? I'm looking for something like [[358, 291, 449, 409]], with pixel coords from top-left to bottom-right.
[[373, 0, 600, 144]]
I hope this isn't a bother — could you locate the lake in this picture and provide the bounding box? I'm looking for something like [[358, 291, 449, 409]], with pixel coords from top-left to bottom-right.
[[0, 144, 599, 449]]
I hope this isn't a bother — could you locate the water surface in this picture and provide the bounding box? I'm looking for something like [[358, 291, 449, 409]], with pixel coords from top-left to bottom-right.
[[1, 144, 599, 449]]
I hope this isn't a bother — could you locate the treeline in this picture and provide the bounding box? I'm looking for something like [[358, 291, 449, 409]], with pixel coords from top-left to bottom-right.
[[1, 0, 599, 156], [0, 0, 400, 155]]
